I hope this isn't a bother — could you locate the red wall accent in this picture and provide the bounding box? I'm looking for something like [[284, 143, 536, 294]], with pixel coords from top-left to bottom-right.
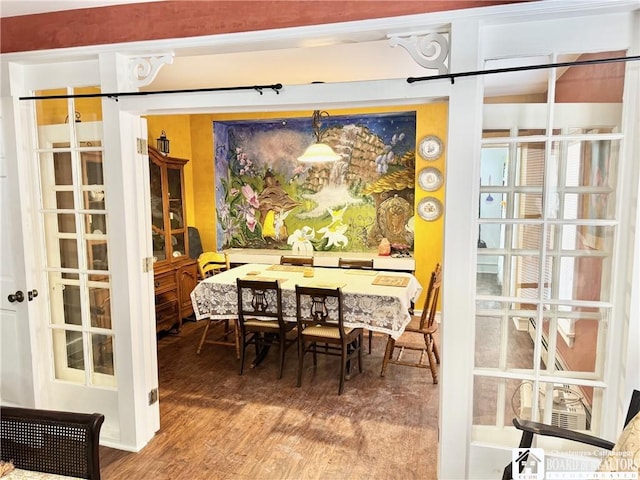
[[555, 52, 626, 103], [1, 0, 532, 54]]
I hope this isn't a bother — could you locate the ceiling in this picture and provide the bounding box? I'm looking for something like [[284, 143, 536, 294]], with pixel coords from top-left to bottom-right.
[[145, 42, 557, 98], [146, 39, 434, 91]]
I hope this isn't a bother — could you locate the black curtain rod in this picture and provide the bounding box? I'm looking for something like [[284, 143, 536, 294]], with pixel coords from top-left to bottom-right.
[[19, 83, 283, 101], [407, 55, 640, 84], [16, 55, 640, 100]]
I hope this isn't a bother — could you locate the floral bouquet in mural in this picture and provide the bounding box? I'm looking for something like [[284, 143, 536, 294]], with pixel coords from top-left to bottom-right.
[[214, 112, 417, 253]]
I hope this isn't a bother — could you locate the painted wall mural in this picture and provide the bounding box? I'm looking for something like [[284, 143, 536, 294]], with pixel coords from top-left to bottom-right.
[[214, 111, 416, 253]]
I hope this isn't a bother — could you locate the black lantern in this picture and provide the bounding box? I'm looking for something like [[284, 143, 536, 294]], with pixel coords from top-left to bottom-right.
[[156, 130, 170, 155]]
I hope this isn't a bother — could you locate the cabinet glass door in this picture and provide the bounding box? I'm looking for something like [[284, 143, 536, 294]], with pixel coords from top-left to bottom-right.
[[150, 160, 166, 261], [167, 166, 186, 258]]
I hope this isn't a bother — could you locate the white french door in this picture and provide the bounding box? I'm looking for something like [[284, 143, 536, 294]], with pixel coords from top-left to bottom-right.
[[15, 86, 129, 441], [0, 98, 37, 408], [473, 51, 628, 450], [4, 60, 160, 450], [36, 104, 120, 418]]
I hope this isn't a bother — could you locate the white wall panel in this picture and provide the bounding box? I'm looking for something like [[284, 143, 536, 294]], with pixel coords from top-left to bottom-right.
[[483, 13, 633, 59]]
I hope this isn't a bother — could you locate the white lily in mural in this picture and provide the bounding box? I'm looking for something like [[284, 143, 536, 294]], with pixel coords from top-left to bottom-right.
[[318, 207, 349, 248], [318, 223, 349, 248], [287, 226, 315, 252]]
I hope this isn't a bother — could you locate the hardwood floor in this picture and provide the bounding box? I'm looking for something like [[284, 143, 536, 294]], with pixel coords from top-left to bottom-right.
[[100, 320, 440, 479]]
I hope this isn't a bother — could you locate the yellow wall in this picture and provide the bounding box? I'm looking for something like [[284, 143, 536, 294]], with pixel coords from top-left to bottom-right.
[[35, 87, 103, 125], [32, 88, 447, 297], [146, 104, 447, 304]]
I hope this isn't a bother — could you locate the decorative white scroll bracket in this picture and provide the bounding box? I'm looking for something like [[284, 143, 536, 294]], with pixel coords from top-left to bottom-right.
[[129, 54, 174, 88], [388, 32, 449, 75]]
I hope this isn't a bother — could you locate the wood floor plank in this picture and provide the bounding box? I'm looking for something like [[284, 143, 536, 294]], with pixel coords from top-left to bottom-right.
[[100, 321, 439, 479]]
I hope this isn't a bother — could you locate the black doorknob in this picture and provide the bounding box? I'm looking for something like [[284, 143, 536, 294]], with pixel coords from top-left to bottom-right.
[[8, 291, 24, 303], [28, 289, 39, 301]]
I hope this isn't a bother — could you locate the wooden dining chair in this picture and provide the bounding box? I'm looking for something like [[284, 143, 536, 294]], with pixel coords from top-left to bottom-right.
[[197, 251, 230, 279], [337, 257, 375, 353], [337, 257, 374, 270], [380, 263, 442, 384], [236, 278, 297, 379], [196, 251, 238, 358], [295, 285, 364, 395], [280, 255, 314, 267]]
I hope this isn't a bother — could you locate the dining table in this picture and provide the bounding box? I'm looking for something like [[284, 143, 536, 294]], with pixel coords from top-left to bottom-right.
[[190, 263, 422, 340]]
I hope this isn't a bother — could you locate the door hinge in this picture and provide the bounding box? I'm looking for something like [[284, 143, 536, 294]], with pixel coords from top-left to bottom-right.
[[148, 387, 159, 405], [143, 257, 154, 273], [136, 138, 148, 155]]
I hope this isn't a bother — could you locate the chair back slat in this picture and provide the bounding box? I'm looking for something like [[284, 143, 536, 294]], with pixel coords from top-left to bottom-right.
[[310, 294, 330, 321], [198, 252, 229, 278], [419, 263, 441, 330], [295, 285, 345, 333], [281, 255, 314, 266], [236, 279, 283, 323], [338, 258, 374, 270]]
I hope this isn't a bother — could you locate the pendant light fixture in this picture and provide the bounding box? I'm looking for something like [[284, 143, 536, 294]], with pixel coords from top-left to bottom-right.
[[297, 110, 341, 163]]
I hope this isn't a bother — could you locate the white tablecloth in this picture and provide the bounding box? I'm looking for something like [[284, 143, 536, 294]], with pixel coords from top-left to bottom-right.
[[190, 263, 422, 340]]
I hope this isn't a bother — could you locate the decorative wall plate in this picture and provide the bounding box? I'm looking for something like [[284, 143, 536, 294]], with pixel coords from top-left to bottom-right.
[[417, 167, 443, 192], [417, 196, 443, 221], [418, 135, 443, 161]]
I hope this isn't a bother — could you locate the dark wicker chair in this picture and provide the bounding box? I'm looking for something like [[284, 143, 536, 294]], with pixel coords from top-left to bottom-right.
[[0, 406, 104, 479], [236, 278, 297, 379], [295, 285, 363, 395], [280, 255, 313, 267], [380, 263, 442, 384], [502, 389, 640, 479]]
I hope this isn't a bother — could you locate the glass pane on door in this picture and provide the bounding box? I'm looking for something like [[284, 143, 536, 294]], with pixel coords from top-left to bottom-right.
[[541, 309, 607, 376]]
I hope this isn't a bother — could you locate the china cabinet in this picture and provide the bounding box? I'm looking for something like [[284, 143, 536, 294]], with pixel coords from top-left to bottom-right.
[[148, 146, 197, 333]]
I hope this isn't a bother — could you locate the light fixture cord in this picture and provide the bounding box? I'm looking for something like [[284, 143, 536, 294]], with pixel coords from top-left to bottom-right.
[[311, 110, 323, 142]]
